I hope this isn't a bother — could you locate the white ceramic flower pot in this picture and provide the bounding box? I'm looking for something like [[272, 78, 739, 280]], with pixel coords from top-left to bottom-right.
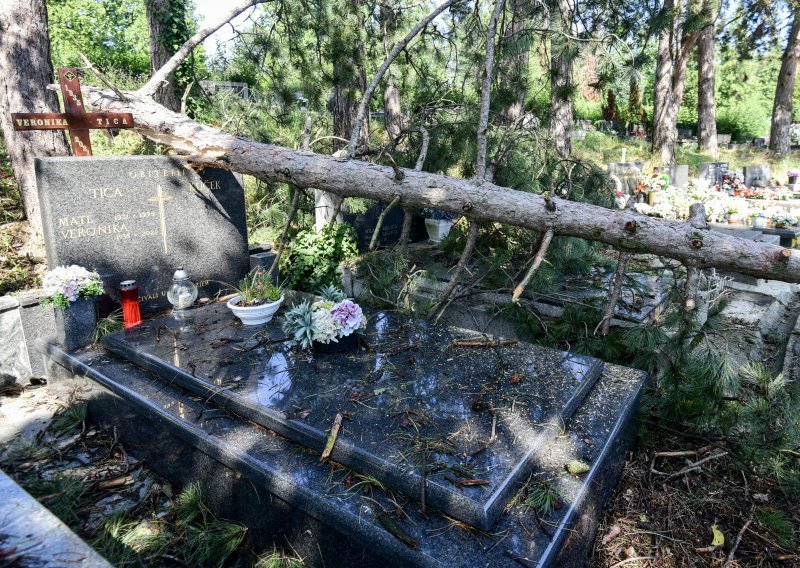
[[753, 216, 766, 229], [227, 295, 284, 325], [425, 219, 453, 244]]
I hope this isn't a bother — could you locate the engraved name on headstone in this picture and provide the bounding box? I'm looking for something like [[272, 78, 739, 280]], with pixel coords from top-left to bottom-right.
[[36, 156, 249, 312]]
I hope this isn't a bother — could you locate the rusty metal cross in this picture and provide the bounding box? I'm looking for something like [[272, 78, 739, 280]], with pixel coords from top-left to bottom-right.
[[11, 68, 135, 156]]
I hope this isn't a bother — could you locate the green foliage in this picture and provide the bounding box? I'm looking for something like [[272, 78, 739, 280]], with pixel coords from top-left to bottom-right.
[[231, 269, 282, 306], [523, 480, 562, 516], [756, 507, 796, 548], [94, 309, 124, 342], [93, 482, 246, 567], [49, 401, 88, 437], [20, 473, 87, 525], [282, 301, 316, 348], [317, 284, 347, 302], [280, 223, 358, 292], [255, 548, 306, 568], [48, 0, 150, 74]]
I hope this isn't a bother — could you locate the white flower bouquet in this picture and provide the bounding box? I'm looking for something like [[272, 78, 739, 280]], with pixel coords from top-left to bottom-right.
[[41, 265, 104, 309]]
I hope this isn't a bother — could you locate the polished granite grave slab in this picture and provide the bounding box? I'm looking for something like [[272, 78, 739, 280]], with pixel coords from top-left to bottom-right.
[[101, 302, 603, 529], [43, 341, 646, 567]]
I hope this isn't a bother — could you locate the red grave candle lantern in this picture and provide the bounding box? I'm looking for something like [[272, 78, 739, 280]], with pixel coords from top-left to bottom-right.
[[119, 280, 142, 329]]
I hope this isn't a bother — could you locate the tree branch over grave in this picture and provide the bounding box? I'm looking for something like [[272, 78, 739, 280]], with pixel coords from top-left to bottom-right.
[[77, 85, 800, 283], [139, 0, 267, 97]]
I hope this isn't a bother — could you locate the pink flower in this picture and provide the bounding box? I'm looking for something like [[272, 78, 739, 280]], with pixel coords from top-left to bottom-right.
[[330, 300, 366, 336]]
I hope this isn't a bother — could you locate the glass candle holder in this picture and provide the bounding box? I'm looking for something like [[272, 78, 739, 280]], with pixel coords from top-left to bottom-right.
[[119, 280, 142, 329], [167, 268, 198, 310]]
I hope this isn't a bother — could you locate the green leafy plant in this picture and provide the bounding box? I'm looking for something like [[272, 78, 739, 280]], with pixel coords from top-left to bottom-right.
[[282, 301, 316, 348], [94, 309, 123, 342], [228, 269, 282, 307], [280, 223, 358, 292], [317, 284, 347, 302], [524, 480, 563, 516]]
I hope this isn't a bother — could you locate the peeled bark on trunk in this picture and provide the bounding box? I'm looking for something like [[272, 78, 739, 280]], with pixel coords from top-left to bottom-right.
[[384, 82, 404, 143], [0, 0, 70, 234], [769, 10, 800, 156], [548, 0, 574, 158], [80, 85, 800, 283], [697, 19, 718, 157], [146, 0, 181, 112]]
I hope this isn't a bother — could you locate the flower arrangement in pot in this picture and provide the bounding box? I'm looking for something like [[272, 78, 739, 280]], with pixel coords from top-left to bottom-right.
[[282, 285, 367, 353], [772, 212, 798, 229], [788, 169, 800, 184], [41, 265, 105, 350], [225, 269, 284, 325], [422, 208, 459, 245]]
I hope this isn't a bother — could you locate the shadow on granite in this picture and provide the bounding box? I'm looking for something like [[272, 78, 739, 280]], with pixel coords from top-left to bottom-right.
[[43, 341, 646, 567], [100, 304, 604, 529]]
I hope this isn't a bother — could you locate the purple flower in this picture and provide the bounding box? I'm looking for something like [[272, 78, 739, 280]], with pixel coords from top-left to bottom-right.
[[330, 300, 366, 336]]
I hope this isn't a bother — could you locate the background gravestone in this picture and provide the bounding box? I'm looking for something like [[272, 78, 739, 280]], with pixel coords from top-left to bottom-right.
[[344, 203, 426, 252], [607, 162, 643, 194], [657, 164, 689, 189], [744, 164, 771, 188], [699, 161, 728, 185], [36, 156, 249, 313]]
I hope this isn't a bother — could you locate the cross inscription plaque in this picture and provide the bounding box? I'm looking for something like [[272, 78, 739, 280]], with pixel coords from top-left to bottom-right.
[[11, 68, 134, 156]]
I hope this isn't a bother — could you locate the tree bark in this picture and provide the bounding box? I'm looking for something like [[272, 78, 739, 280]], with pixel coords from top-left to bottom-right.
[[475, 0, 506, 181], [384, 82, 404, 143], [145, 0, 181, 111], [80, 85, 800, 283], [769, 9, 800, 156], [500, 0, 531, 124], [697, 16, 718, 157], [652, 12, 700, 165], [0, 0, 70, 234], [548, 0, 574, 158]]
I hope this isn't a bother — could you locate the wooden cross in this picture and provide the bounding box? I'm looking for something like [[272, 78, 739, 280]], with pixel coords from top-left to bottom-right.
[[11, 68, 135, 156]]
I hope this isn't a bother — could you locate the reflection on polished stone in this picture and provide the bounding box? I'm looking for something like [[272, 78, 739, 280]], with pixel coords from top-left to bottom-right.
[[102, 302, 604, 529]]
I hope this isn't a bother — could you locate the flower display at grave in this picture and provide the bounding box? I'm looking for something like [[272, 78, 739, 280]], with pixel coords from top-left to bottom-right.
[[41, 265, 104, 309], [717, 171, 746, 195], [283, 288, 367, 349], [772, 212, 798, 228]]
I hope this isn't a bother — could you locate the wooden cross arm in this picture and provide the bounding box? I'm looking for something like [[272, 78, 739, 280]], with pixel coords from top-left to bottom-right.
[[11, 112, 135, 131]]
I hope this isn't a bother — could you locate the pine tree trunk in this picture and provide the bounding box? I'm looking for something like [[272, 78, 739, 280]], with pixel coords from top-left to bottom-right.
[[146, 0, 181, 112], [548, 0, 574, 158], [697, 19, 718, 157], [384, 82, 403, 143], [501, 0, 530, 124], [652, 0, 677, 165], [769, 10, 800, 156], [0, 0, 70, 234]]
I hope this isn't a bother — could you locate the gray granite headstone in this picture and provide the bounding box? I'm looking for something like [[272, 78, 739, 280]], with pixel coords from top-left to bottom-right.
[[717, 133, 731, 145], [36, 156, 249, 313], [744, 164, 771, 188], [608, 162, 643, 194], [657, 165, 689, 189], [699, 161, 728, 185]]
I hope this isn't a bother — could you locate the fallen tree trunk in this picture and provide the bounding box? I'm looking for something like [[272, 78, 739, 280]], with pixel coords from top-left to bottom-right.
[[80, 86, 800, 283]]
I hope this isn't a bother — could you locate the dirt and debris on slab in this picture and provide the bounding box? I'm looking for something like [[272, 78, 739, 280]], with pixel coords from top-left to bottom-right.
[[0, 383, 301, 567]]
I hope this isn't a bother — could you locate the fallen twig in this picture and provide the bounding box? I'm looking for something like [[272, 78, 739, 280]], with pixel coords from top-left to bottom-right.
[[662, 452, 728, 485], [451, 338, 517, 348], [320, 413, 343, 461], [724, 514, 752, 567]]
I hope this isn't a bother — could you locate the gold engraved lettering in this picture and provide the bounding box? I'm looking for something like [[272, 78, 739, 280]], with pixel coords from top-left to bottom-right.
[[15, 119, 22, 127], [58, 223, 128, 240], [58, 215, 94, 227]]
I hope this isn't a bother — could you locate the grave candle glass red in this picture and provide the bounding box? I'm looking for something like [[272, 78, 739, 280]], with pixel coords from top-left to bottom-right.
[[119, 280, 142, 328]]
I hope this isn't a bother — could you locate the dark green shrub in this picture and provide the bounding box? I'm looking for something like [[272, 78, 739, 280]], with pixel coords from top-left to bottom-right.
[[280, 223, 358, 292]]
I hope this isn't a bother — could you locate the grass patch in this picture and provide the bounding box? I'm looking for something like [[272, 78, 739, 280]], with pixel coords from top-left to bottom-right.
[[19, 473, 87, 526], [48, 402, 88, 437]]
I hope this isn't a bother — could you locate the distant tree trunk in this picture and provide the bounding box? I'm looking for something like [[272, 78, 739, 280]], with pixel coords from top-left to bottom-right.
[[0, 0, 70, 234], [500, 0, 531, 123], [769, 9, 800, 156], [548, 0, 574, 158], [146, 0, 181, 111], [697, 14, 718, 157], [652, 0, 701, 165]]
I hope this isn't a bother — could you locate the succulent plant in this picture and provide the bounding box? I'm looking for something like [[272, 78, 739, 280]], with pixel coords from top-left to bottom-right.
[[282, 301, 317, 348], [317, 284, 348, 303]]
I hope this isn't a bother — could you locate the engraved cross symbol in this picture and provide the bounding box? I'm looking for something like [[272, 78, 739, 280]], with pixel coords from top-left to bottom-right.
[[148, 185, 173, 254]]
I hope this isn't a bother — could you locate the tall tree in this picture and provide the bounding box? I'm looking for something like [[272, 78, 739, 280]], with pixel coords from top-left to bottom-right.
[[769, 7, 800, 156], [499, 0, 533, 123], [697, 3, 718, 156], [549, 0, 575, 158], [145, 0, 187, 111], [0, 0, 70, 234], [652, 0, 706, 165]]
